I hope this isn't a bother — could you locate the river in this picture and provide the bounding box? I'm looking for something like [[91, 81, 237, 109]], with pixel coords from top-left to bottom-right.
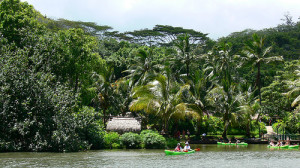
[[0, 144, 299, 168]]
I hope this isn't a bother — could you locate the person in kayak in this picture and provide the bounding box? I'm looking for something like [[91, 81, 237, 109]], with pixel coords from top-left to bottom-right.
[[285, 140, 290, 146], [276, 140, 282, 146], [235, 138, 240, 144], [174, 143, 183, 152], [184, 142, 191, 151], [269, 140, 275, 146]]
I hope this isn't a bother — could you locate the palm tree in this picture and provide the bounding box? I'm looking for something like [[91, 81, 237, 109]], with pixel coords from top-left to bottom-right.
[[187, 71, 208, 116], [181, 70, 212, 134], [206, 84, 240, 139], [238, 88, 261, 137], [204, 42, 242, 139], [92, 66, 117, 125], [243, 33, 283, 106], [284, 65, 300, 109], [129, 74, 200, 132], [123, 48, 159, 87], [173, 34, 202, 78], [114, 78, 132, 116]]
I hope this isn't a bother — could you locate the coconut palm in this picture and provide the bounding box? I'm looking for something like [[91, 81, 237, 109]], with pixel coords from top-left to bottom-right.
[[186, 70, 209, 116], [123, 48, 159, 87], [114, 78, 132, 116], [243, 33, 283, 105], [204, 42, 242, 139], [284, 66, 300, 109], [206, 84, 241, 139], [238, 88, 261, 137], [92, 66, 117, 125], [129, 74, 200, 132], [173, 34, 202, 78]]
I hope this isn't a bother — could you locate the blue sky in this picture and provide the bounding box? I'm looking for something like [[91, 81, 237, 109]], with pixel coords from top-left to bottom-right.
[[22, 0, 300, 39]]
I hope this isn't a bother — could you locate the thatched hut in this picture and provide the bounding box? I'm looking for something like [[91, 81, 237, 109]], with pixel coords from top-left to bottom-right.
[[106, 113, 141, 134]]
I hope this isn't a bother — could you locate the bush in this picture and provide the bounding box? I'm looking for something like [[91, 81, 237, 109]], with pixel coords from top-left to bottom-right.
[[206, 116, 224, 134], [120, 132, 141, 149], [0, 141, 15, 152], [104, 132, 120, 149], [140, 129, 159, 135], [250, 121, 267, 136], [141, 131, 166, 149], [112, 143, 121, 149], [166, 138, 178, 149]]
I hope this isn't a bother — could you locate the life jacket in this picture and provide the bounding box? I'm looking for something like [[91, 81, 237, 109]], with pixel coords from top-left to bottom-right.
[[175, 146, 181, 151], [184, 145, 191, 150]]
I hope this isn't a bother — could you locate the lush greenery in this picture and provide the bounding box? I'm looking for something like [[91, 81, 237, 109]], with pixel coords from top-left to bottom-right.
[[119, 132, 142, 149], [0, 0, 299, 152], [140, 130, 166, 149]]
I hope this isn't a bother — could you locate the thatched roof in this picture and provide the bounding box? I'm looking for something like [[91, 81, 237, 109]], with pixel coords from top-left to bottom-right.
[[106, 117, 141, 134]]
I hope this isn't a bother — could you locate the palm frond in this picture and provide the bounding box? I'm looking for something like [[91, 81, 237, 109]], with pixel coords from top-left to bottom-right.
[[292, 95, 300, 107], [263, 56, 283, 63]]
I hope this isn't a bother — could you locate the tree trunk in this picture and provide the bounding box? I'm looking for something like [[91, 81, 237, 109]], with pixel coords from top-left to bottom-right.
[[222, 112, 229, 139], [103, 108, 106, 127], [186, 59, 190, 78], [246, 120, 251, 138], [256, 63, 262, 105], [222, 121, 229, 140]]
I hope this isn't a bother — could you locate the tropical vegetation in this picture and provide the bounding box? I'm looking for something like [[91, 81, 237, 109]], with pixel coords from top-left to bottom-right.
[[0, 0, 299, 152]]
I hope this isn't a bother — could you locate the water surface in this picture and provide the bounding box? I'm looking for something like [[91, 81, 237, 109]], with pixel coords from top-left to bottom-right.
[[0, 144, 299, 168]]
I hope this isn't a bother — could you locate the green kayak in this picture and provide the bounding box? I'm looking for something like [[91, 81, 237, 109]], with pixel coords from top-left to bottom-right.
[[164, 150, 195, 156], [222, 143, 236, 145], [288, 145, 299, 149], [267, 145, 289, 149], [268, 145, 279, 149], [217, 142, 222, 145], [280, 145, 289, 149], [236, 142, 248, 146], [221, 143, 248, 145]]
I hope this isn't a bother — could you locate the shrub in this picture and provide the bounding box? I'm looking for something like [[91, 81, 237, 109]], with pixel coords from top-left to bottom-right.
[[140, 129, 159, 135], [120, 132, 141, 149], [141, 131, 166, 149], [112, 143, 121, 149], [104, 132, 120, 149], [166, 138, 178, 149], [206, 116, 224, 134]]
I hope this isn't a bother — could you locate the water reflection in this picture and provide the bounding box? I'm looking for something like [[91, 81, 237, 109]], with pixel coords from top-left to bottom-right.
[[0, 145, 299, 168]]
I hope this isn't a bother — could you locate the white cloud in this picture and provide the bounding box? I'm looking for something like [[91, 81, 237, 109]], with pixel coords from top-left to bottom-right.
[[22, 0, 300, 39]]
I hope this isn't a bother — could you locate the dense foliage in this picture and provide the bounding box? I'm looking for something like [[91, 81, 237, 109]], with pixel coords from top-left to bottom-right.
[[0, 0, 299, 152], [120, 132, 141, 149], [104, 132, 120, 149], [140, 130, 166, 149]]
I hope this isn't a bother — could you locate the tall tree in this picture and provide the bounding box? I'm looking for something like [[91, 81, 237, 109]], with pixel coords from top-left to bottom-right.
[[126, 29, 164, 46], [0, 0, 45, 48], [243, 33, 283, 106], [205, 43, 242, 138], [238, 88, 261, 137], [54, 28, 102, 93], [153, 25, 208, 45], [284, 64, 300, 109]]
